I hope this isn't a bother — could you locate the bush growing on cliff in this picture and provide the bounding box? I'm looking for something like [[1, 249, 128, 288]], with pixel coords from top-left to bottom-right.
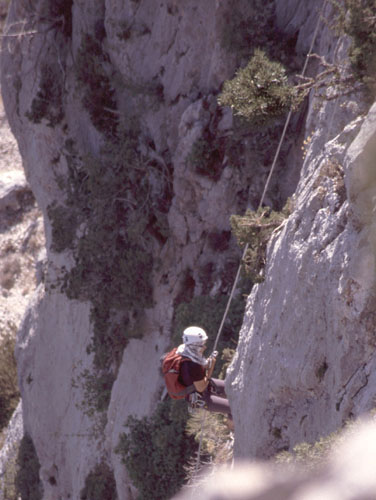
[[187, 136, 224, 181], [220, 0, 297, 65], [80, 462, 117, 500], [49, 134, 172, 419], [0, 333, 19, 432], [76, 35, 119, 139], [230, 203, 291, 282], [343, 0, 376, 97], [116, 400, 196, 500], [38, 0, 73, 37], [73, 369, 115, 417], [274, 413, 376, 470], [15, 434, 43, 500], [49, 135, 171, 372], [218, 50, 303, 128], [25, 63, 64, 127], [186, 409, 234, 467]]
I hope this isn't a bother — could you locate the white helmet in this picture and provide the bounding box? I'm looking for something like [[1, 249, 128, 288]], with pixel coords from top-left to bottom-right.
[[183, 326, 208, 346]]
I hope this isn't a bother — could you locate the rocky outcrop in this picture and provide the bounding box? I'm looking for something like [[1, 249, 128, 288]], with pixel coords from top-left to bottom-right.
[[227, 96, 376, 458], [1, 1, 301, 498]]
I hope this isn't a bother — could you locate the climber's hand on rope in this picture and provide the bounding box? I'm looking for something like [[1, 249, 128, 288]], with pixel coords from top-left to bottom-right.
[[207, 353, 217, 367], [206, 353, 217, 378]]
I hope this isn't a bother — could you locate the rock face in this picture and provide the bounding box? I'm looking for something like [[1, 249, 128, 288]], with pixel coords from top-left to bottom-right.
[[1, 1, 295, 498], [1, 0, 375, 498], [227, 85, 376, 457], [0, 403, 23, 500]]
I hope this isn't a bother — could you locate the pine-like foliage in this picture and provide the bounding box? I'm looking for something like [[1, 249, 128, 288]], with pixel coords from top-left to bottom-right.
[[115, 401, 197, 500], [186, 410, 233, 465], [0, 334, 19, 432], [80, 463, 117, 500], [230, 205, 291, 282], [345, 0, 376, 97], [218, 50, 302, 127]]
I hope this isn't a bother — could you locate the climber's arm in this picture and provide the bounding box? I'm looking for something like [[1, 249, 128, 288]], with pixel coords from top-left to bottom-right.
[[193, 356, 217, 392]]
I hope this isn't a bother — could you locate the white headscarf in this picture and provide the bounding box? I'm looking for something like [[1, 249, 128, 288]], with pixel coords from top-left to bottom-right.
[[176, 343, 208, 367]]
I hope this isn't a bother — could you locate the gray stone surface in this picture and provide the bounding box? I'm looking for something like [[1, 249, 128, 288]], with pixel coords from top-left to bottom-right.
[[227, 104, 376, 458], [0, 402, 23, 500], [1, 0, 375, 498], [0, 1, 258, 497], [0, 169, 28, 211]]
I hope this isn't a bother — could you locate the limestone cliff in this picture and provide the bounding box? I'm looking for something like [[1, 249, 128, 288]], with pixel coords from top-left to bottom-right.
[[1, 0, 375, 498], [227, 102, 376, 458], [226, 8, 376, 462]]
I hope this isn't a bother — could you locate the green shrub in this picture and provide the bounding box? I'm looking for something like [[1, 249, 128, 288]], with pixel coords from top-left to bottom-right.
[[220, 0, 286, 60], [115, 400, 196, 500], [328, 0, 376, 99], [49, 135, 172, 416], [74, 369, 115, 417], [274, 417, 365, 470], [59, 142, 155, 371], [80, 462, 117, 500], [0, 446, 19, 500], [230, 204, 291, 282], [76, 35, 118, 139], [25, 63, 64, 127], [0, 334, 20, 432], [38, 0, 73, 37], [49, 136, 171, 372], [46, 203, 77, 253], [186, 409, 233, 465], [218, 50, 303, 128], [344, 0, 376, 97], [187, 136, 224, 181], [15, 434, 43, 500], [218, 347, 236, 379], [207, 230, 231, 252]]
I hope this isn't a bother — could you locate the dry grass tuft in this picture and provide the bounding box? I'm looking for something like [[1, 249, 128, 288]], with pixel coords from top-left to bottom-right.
[[0, 257, 21, 290]]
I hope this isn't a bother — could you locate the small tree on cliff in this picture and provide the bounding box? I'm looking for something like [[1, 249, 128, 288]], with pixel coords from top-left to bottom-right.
[[218, 50, 303, 127]]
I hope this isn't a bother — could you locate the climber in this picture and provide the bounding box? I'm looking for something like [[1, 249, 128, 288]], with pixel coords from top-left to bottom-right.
[[162, 326, 232, 419]]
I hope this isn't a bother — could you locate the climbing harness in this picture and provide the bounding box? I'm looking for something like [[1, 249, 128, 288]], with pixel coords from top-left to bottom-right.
[[188, 392, 206, 413], [193, 0, 330, 477]]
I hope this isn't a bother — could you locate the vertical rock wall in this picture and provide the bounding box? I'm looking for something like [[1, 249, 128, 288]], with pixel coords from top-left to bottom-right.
[[2, 0, 372, 496], [0, 0, 307, 497], [226, 16, 376, 457]]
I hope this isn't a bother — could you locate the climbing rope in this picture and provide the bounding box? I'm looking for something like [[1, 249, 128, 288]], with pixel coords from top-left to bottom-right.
[[192, 0, 330, 479], [212, 0, 329, 354], [193, 409, 207, 480]]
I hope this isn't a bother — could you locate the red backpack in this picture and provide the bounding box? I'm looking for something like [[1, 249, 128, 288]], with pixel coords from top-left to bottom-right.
[[162, 347, 194, 400]]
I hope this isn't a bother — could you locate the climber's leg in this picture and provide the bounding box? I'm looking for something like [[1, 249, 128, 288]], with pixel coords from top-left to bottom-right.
[[201, 390, 232, 417], [209, 378, 226, 398]]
